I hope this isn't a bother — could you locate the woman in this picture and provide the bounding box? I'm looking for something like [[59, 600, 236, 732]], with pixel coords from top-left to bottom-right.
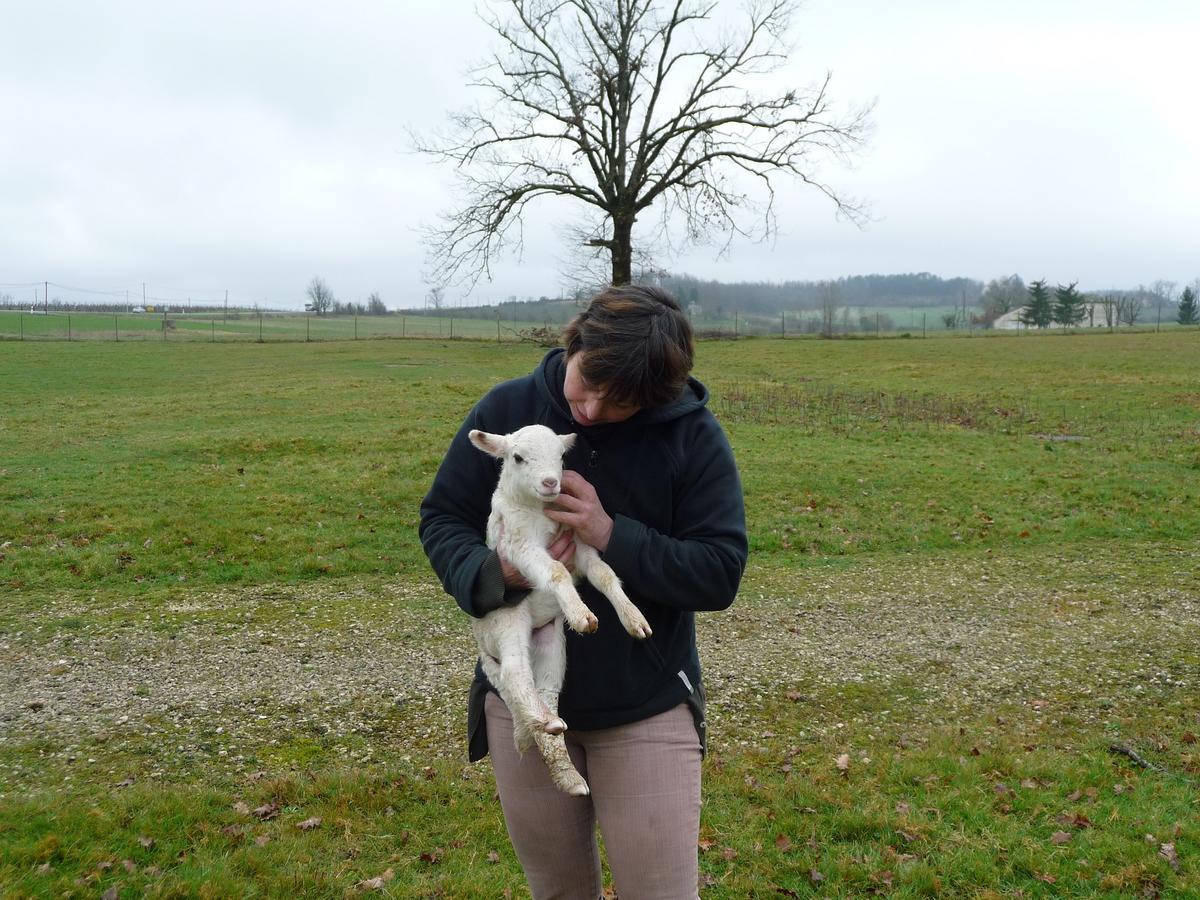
[[420, 284, 747, 899]]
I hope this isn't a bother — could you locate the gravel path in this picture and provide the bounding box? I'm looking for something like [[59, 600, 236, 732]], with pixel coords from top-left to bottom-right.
[[2, 545, 1197, 792]]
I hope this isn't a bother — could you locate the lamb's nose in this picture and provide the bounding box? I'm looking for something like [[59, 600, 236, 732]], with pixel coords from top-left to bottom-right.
[[542, 477, 559, 491]]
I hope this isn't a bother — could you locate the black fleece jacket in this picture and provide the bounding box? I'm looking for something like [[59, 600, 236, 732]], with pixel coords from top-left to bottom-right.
[[419, 349, 747, 752]]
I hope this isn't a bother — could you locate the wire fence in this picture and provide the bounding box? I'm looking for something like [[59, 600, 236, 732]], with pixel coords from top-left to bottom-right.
[[0, 308, 1185, 345], [0, 310, 570, 344]]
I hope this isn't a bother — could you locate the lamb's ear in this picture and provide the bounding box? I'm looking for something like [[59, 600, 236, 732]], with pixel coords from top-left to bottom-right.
[[468, 429, 509, 458], [559, 432, 578, 452]]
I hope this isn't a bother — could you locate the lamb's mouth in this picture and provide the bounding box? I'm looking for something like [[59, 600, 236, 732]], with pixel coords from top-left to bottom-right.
[[538, 490, 561, 501]]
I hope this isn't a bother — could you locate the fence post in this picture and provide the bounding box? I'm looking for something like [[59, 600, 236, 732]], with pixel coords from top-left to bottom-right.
[[402, 315, 405, 338], [68, 313, 72, 342], [258, 311, 263, 343], [734, 309, 738, 337], [20, 312, 23, 340], [450, 315, 454, 339], [497, 312, 501, 342], [354, 314, 358, 340], [211, 317, 215, 343], [306, 314, 310, 342], [876, 312, 880, 337], [781, 311, 785, 338], [922, 312, 927, 338], [115, 313, 119, 342]]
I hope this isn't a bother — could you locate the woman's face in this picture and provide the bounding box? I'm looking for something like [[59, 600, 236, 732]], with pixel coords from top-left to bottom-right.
[[563, 354, 641, 426]]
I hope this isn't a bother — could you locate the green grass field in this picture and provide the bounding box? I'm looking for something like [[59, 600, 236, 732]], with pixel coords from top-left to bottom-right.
[[1, 331, 1197, 896]]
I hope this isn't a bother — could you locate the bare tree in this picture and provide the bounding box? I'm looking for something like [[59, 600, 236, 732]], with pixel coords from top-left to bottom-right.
[[818, 280, 840, 336], [419, 0, 872, 287], [1117, 295, 1142, 327], [306, 277, 334, 316]]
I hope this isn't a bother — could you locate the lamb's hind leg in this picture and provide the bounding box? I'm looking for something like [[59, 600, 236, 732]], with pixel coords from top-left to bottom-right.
[[478, 624, 552, 753], [530, 619, 588, 796], [575, 543, 652, 639]]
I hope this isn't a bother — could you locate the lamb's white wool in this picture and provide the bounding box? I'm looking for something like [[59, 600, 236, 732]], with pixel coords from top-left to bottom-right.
[[468, 424, 652, 796]]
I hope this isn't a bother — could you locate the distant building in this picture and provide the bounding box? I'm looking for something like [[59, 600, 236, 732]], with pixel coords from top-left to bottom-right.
[[994, 302, 1122, 330]]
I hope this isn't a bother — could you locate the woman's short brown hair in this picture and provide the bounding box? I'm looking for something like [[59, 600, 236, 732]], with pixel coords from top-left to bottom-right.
[[562, 284, 695, 410]]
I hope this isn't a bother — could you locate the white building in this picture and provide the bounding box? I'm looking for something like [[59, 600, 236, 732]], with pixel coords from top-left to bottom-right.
[[994, 301, 1131, 330]]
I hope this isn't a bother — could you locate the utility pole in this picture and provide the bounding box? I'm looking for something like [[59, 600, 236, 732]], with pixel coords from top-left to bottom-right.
[[224, 289, 228, 324], [44, 281, 48, 313]]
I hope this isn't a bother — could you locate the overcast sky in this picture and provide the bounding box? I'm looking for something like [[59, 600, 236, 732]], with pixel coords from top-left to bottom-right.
[[2, 0, 1197, 310]]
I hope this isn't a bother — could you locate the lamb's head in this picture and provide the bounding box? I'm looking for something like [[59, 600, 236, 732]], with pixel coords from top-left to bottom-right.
[[469, 425, 578, 505]]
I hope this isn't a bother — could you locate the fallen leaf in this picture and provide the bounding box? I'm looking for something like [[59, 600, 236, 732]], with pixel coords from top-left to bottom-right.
[[785, 691, 806, 702], [102, 889, 119, 900], [487, 850, 501, 864], [297, 817, 322, 831], [1051, 831, 1072, 845], [1036, 872, 1057, 884], [774, 887, 799, 897], [721, 847, 738, 861], [252, 803, 280, 821], [137, 836, 154, 849], [1182, 732, 1197, 745], [122, 859, 137, 873], [255, 835, 271, 847], [775, 834, 792, 852], [1159, 843, 1179, 872], [809, 868, 825, 883], [233, 802, 251, 816], [895, 802, 910, 816], [698, 838, 715, 852], [419, 848, 443, 864], [835, 753, 850, 774], [355, 868, 395, 891]]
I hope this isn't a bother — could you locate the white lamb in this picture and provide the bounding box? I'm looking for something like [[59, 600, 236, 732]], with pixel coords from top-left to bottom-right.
[[468, 424, 652, 795]]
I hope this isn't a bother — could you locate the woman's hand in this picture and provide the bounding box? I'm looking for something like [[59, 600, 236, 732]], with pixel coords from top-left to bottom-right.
[[498, 525, 576, 589], [544, 471, 614, 552]]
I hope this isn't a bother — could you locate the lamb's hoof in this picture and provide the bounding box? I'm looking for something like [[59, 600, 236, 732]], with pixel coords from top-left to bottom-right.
[[555, 774, 590, 796], [626, 617, 653, 639], [544, 717, 567, 735], [569, 611, 599, 634]]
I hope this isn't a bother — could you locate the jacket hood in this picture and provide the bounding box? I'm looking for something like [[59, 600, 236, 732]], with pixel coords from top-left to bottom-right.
[[534, 347, 709, 432]]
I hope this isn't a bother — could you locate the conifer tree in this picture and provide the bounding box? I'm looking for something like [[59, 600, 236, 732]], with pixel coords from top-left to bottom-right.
[[1052, 281, 1086, 327], [1019, 279, 1053, 328], [1177, 286, 1198, 326]]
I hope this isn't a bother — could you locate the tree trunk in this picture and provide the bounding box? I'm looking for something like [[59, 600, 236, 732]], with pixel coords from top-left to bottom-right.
[[610, 216, 634, 285]]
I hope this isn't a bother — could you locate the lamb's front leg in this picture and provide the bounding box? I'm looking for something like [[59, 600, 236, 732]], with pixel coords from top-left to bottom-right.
[[512, 545, 598, 634], [574, 543, 652, 639]]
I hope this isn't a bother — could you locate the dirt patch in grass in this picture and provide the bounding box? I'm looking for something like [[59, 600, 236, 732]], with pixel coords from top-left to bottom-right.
[[1, 542, 1196, 793]]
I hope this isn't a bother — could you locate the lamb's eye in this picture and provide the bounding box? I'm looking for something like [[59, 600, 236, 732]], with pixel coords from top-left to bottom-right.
[[513, 454, 525, 464]]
